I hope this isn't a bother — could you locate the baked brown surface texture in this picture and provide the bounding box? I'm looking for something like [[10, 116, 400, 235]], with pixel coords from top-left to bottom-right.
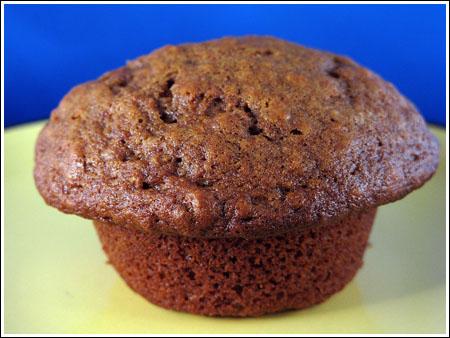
[[94, 208, 376, 317], [34, 36, 439, 238]]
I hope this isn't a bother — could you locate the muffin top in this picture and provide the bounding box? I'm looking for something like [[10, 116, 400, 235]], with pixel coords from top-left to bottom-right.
[[34, 36, 439, 238]]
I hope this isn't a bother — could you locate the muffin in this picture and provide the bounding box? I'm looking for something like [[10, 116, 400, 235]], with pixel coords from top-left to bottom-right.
[[34, 36, 439, 317]]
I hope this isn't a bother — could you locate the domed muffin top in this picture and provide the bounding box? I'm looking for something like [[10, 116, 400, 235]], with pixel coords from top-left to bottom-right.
[[34, 36, 439, 238]]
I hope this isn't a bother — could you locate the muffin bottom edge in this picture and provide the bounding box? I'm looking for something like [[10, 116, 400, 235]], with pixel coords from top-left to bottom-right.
[[94, 209, 376, 317]]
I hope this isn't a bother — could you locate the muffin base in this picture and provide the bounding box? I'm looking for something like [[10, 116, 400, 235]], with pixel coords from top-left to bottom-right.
[[94, 209, 376, 317]]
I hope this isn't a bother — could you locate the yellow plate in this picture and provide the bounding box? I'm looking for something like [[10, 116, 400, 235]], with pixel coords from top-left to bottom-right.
[[4, 122, 447, 334]]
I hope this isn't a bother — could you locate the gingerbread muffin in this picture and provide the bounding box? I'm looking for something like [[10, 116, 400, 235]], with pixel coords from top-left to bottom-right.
[[34, 36, 439, 317]]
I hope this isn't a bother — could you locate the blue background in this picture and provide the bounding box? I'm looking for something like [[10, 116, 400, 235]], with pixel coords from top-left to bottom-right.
[[5, 4, 446, 127]]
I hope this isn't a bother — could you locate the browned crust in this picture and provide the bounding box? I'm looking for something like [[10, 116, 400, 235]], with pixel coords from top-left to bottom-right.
[[94, 208, 376, 317], [35, 36, 439, 238]]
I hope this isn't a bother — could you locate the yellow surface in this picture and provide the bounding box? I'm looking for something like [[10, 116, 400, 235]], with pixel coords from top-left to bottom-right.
[[4, 122, 447, 334]]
